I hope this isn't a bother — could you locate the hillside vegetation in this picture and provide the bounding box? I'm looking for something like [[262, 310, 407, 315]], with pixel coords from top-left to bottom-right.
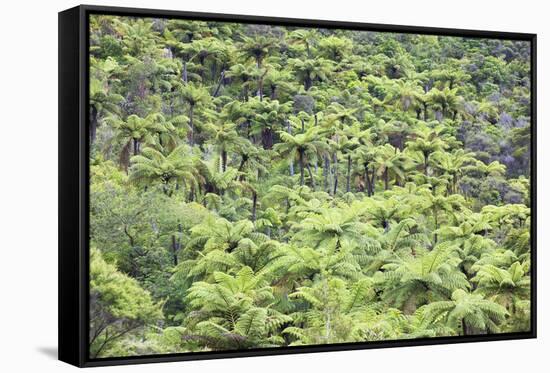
[[88, 15, 532, 358]]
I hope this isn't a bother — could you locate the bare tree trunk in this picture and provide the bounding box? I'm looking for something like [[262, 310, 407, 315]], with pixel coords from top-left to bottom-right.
[[433, 208, 439, 245], [182, 61, 188, 83], [251, 192, 257, 222], [423, 102, 428, 121], [171, 235, 178, 265], [453, 174, 457, 194], [346, 154, 352, 193], [304, 75, 312, 91], [237, 155, 248, 179], [261, 127, 273, 149], [370, 165, 376, 195], [258, 77, 264, 102], [307, 164, 316, 190], [462, 319, 469, 336], [365, 163, 372, 196], [212, 70, 225, 97], [287, 121, 294, 176], [323, 279, 331, 343], [243, 81, 249, 101], [324, 155, 330, 192], [188, 104, 195, 146], [90, 105, 98, 144], [299, 150, 305, 186], [332, 152, 338, 195], [221, 150, 227, 172]]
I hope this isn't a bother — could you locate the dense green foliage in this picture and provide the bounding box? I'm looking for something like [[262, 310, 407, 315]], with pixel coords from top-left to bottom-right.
[[89, 15, 532, 357]]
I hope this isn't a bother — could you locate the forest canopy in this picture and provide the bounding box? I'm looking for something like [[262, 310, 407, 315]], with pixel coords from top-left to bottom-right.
[[88, 14, 532, 358]]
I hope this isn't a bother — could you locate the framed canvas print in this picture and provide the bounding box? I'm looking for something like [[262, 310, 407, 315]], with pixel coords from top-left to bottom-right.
[[58, 5, 536, 367]]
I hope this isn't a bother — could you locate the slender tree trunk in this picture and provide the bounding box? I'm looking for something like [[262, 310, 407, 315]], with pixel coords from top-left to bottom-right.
[[287, 121, 294, 176], [212, 70, 225, 97], [307, 164, 316, 190], [433, 208, 439, 245], [133, 138, 139, 155], [182, 61, 188, 83], [323, 155, 330, 192], [255, 56, 264, 101], [423, 102, 428, 121], [210, 61, 217, 82], [269, 84, 277, 101], [332, 152, 338, 195], [462, 319, 468, 336], [177, 223, 182, 257], [322, 279, 331, 343], [371, 167, 376, 195], [299, 150, 305, 186], [346, 155, 352, 193], [221, 150, 227, 172], [171, 235, 178, 266], [90, 105, 98, 144], [237, 155, 248, 177], [384, 168, 389, 190], [162, 180, 171, 195], [262, 127, 273, 149], [198, 56, 205, 80], [364, 164, 369, 194], [251, 192, 257, 222], [270, 85, 277, 100], [304, 75, 312, 90], [453, 175, 458, 195], [243, 81, 249, 101], [365, 163, 373, 196], [245, 120, 252, 140], [188, 104, 195, 146]]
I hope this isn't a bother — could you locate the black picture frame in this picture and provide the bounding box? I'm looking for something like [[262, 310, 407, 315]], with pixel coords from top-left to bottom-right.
[[59, 4, 537, 367]]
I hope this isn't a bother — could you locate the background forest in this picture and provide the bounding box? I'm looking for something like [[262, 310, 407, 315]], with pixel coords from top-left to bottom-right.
[[88, 15, 532, 358]]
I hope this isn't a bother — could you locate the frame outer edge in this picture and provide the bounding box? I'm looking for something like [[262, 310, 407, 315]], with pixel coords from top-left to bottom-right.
[[58, 5, 84, 367], [63, 5, 537, 367]]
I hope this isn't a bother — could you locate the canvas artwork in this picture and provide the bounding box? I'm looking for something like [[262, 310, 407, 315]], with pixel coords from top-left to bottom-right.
[[87, 14, 532, 360]]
